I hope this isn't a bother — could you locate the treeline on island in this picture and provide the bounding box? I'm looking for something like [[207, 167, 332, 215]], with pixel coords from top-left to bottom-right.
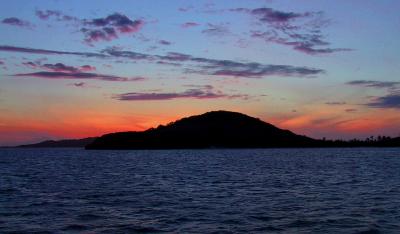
[[320, 135, 400, 147]]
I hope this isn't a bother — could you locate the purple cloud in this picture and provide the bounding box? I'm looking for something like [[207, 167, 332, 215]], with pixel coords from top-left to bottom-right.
[[366, 94, 400, 109], [102, 47, 153, 60], [160, 52, 192, 61], [81, 27, 118, 44], [156, 61, 181, 66], [113, 86, 249, 101], [0, 60, 6, 70], [186, 61, 323, 78], [0, 45, 106, 58], [347, 80, 400, 109], [158, 40, 172, 45], [252, 8, 305, 23], [35, 11, 141, 44], [104, 47, 324, 78], [346, 80, 400, 89], [85, 13, 143, 33], [181, 22, 200, 28], [72, 82, 86, 87], [68, 82, 100, 88], [2, 45, 325, 78], [202, 23, 230, 36], [35, 10, 78, 22], [232, 7, 305, 23], [2, 17, 33, 28], [233, 7, 351, 55], [178, 7, 193, 12], [22, 62, 97, 73], [80, 65, 96, 72], [13, 71, 146, 82], [293, 46, 352, 55], [42, 63, 95, 72], [22, 61, 39, 69], [82, 13, 143, 44]]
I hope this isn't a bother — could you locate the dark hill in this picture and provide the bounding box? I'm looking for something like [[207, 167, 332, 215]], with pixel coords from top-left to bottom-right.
[[85, 111, 319, 149], [19, 137, 96, 148]]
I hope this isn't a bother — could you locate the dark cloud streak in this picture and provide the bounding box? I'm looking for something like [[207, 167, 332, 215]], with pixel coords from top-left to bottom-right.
[[1, 45, 325, 78], [104, 47, 324, 78], [366, 94, 400, 109], [0, 45, 107, 58], [325, 102, 346, 105], [346, 80, 400, 109], [346, 80, 400, 89], [13, 71, 145, 82], [181, 22, 200, 28], [2, 17, 33, 28], [202, 23, 230, 36], [113, 87, 249, 101]]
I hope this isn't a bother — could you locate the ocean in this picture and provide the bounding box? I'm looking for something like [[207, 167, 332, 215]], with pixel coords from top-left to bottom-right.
[[1, 148, 400, 233]]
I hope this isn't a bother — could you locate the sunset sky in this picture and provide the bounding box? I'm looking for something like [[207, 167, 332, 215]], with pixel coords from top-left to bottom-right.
[[1, 0, 400, 146]]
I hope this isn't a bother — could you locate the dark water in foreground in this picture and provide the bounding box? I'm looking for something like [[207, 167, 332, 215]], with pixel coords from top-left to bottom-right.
[[1, 148, 400, 233]]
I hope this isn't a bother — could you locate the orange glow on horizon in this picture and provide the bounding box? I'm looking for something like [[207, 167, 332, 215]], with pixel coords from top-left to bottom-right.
[[1, 106, 399, 145]]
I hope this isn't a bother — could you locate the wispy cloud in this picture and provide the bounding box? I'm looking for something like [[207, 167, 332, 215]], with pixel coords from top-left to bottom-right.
[[71, 82, 86, 87], [13, 71, 145, 82], [102, 47, 152, 60], [2, 17, 33, 28], [233, 7, 306, 23], [22, 62, 96, 73], [113, 85, 249, 101], [346, 80, 400, 89], [346, 80, 400, 109], [35, 10, 143, 45], [178, 6, 193, 12], [104, 47, 324, 78], [185, 61, 323, 78], [325, 102, 346, 105], [202, 23, 230, 36], [181, 22, 200, 28], [1, 45, 325, 78], [158, 40, 172, 45], [0, 45, 106, 58], [35, 10, 78, 22], [232, 7, 351, 55]]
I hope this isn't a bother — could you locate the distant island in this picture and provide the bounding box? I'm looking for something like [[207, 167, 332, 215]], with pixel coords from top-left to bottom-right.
[[18, 137, 96, 148], [85, 111, 400, 150], [16, 111, 399, 149]]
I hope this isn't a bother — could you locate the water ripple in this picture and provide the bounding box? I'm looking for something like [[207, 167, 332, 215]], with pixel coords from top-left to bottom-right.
[[1, 148, 400, 233]]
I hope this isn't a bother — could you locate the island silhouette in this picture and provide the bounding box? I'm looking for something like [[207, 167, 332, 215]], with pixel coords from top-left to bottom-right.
[[85, 110, 399, 149], [17, 110, 399, 149], [86, 110, 319, 149]]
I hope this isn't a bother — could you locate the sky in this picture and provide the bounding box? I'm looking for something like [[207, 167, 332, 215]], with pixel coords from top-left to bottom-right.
[[1, 0, 400, 146]]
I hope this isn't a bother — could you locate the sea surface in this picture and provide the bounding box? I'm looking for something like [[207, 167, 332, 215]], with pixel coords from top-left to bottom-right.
[[1, 148, 400, 233]]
